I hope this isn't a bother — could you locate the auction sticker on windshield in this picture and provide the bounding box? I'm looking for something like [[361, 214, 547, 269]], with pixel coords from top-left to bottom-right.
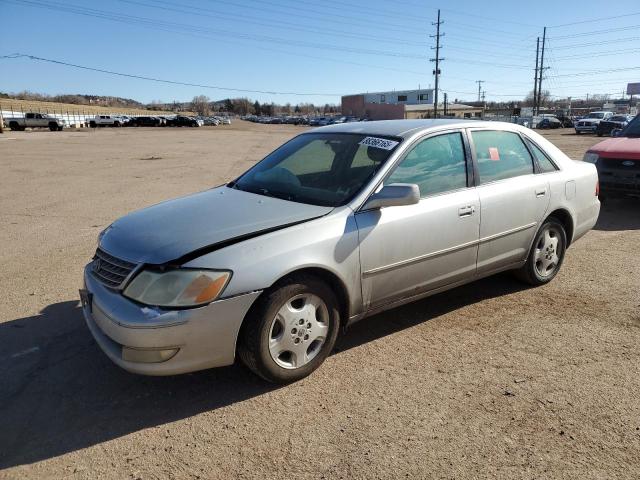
[[359, 137, 399, 150]]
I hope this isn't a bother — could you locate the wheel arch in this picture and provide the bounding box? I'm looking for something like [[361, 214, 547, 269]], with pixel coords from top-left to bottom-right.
[[546, 208, 574, 246], [273, 267, 350, 331], [237, 266, 351, 345]]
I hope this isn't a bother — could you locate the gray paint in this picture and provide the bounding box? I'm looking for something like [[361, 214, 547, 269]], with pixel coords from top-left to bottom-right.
[[84, 120, 601, 376], [99, 186, 333, 264]]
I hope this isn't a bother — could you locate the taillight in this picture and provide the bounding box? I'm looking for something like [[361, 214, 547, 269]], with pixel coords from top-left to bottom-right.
[[596, 180, 600, 197]]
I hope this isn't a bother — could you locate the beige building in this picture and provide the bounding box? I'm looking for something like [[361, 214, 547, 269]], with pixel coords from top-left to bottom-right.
[[341, 94, 483, 120]]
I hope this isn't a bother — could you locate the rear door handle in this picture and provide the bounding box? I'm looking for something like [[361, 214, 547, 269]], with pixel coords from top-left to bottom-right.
[[535, 189, 547, 197], [458, 205, 475, 217]]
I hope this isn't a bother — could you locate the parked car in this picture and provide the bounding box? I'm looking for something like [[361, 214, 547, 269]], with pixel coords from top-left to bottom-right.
[[6, 112, 66, 131], [220, 117, 232, 125], [584, 114, 640, 199], [169, 116, 202, 127], [595, 114, 633, 137], [130, 116, 162, 127], [81, 120, 600, 383], [575, 111, 614, 134], [536, 117, 562, 129], [90, 115, 123, 128]]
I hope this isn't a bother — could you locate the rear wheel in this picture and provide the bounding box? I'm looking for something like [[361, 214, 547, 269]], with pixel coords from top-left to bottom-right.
[[515, 218, 567, 286], [49, 122, 57, 131], [238, 275, 340, 383]]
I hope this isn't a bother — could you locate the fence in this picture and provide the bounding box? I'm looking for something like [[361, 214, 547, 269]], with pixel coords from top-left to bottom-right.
[[0, 99, 194, 127]]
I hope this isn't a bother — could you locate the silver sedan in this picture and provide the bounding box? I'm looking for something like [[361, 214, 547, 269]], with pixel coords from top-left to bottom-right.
[[81, 120, 600, 383]]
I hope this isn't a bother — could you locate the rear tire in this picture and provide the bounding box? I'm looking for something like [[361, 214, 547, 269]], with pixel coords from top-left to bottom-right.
[[238, 274, 340, 383], [515, 218, 567, 286]]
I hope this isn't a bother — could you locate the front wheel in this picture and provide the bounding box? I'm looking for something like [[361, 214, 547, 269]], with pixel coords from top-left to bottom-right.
[[238, 275, 340, 383], [515, 218, 567, 286]]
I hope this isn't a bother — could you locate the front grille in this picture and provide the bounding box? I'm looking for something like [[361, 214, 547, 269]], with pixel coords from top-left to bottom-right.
[[91, 248, 137, 289], [600, 158, 640, 171]]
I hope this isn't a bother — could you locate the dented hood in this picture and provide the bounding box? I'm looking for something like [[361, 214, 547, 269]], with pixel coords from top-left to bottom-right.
[[99, 186, 332, 264]]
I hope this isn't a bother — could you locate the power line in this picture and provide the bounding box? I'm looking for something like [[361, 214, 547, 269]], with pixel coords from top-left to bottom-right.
[[10, 0, 426, 59], [120, 0, 428, 47], [549, 36, 640, 49], [548, 24, 640, 39], [1, 53, 343, 97], [549, 11, 640, 28]]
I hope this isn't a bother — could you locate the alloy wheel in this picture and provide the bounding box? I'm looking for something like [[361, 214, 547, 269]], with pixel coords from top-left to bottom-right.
[[268, 294, 329, 369]]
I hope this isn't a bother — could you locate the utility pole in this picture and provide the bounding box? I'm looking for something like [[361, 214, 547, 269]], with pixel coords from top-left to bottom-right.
[[430, 9, 444, 118], [537, 27, 547, 115], [481, 90, 486, 118], [533, 37, 540, 115], [476, 80, 484, 103], [444, 92, 448, 116]]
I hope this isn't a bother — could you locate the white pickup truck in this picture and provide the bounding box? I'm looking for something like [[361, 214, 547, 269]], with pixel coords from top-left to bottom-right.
[[6, 113, 66, 131], [89, 115, 125, 128]]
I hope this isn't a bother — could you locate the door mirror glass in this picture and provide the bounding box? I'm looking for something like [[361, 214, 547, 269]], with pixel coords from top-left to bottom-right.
[[362, 183, 420, 210]]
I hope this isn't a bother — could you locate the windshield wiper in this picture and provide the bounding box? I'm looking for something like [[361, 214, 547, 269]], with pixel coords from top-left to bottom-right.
[[233, 183, 297, 202]]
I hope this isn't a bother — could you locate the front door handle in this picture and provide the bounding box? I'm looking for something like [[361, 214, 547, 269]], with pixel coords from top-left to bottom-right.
[[535, 188, 547, 197], [458, 205, 475, 217]]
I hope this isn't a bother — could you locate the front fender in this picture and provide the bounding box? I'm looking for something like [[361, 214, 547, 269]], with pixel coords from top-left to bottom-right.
[[182, 208, 364, 318]]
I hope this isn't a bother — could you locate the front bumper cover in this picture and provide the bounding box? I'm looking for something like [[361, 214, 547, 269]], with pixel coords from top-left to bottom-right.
[[82, 265, 261, 375]]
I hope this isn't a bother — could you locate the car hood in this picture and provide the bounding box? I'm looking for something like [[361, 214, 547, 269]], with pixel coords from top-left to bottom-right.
[[99, 186, 333, 264], [591, 137, 640, 160]]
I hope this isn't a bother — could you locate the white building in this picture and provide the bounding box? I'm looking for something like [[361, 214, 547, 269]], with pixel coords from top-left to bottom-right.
[[363, 89, 435, 105]]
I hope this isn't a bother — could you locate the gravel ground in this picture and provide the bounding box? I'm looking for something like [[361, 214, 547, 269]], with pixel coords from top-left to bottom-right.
[[1, 123, 638, 479]]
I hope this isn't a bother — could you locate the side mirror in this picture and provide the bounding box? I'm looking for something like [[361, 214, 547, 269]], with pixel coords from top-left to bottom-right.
[[361, 183, 420, 211], [611, 128, 622, 137]]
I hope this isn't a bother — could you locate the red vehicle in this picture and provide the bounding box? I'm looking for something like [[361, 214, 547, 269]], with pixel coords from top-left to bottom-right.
[[583, 114, 640, 199]]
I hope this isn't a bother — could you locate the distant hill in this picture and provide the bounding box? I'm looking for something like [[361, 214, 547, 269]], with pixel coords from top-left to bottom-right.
[[2, 91, 145, 109]]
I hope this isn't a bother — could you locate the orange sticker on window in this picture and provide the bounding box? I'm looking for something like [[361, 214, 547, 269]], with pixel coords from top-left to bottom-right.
[[489, 147, 500, 161]]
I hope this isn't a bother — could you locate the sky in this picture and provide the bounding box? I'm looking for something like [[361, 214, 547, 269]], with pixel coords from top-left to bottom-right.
[[1, 0, 639, 105]]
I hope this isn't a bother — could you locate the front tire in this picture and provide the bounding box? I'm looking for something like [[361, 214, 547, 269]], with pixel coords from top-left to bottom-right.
[[238, 275, 340, 383], [515, 218, 567, 286]]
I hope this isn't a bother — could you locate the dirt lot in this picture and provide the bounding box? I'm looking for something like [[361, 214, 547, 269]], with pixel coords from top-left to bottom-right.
[[1, 123, 638, 479]]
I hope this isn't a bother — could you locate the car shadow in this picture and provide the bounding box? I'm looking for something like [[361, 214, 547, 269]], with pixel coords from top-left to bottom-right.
[[0, 273, 528, 469], [594, 198, 640, 231]]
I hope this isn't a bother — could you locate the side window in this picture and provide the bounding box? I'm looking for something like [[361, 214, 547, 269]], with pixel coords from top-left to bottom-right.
[[385, 132, 468, 197], [471, 130, 534, 184], [526, 139, 558, 173]]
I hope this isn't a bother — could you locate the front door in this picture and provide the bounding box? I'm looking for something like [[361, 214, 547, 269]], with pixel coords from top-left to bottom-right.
[[355, 131, 480, 310]]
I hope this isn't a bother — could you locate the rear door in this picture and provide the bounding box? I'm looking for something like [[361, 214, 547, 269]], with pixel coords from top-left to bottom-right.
[[469, 129, 550, 274]]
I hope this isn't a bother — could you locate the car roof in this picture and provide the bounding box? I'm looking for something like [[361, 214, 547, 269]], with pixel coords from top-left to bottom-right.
[[311, 119, 524, 139]]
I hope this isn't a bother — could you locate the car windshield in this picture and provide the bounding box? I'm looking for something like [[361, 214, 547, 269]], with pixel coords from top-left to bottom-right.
[[231, 133, 401, 207], [587, 113, 605, 119], [620, 115, 640, 138]]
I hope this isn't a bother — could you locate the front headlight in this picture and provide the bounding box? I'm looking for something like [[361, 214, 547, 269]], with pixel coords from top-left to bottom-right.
[[123, 269, 231, 307], [583, 152, 599, 164]]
